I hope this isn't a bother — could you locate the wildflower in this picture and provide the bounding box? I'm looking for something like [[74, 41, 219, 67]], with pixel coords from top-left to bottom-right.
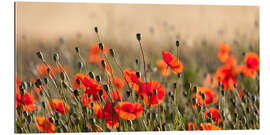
[[112, 77, 125, 90], [81, 94, 104, 118], [16, 88, 38, 112], [218, 41, 230, 62], [161, 51, 183, 74], [216, 64, 239, 90], [88, 42, 109, 63], [187, 122, 199, 131], [102, 101, 120, 129], [192, 87, 218, 107], [47, 99, 70, 115], [200, 123, 221, 130], [114, 101, 144, 120], [35, 116, 56, 133], [204, 107, 222, 124], [123, 69, 142, 91], [73, 73, 88, 89], [140, 80, 165, 106], [242, 52, 259, 77], [156, 59, 171, 77], [81, 76, 103, 96]]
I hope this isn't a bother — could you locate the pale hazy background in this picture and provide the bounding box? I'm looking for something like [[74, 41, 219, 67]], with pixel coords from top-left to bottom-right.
[[16, 2, 259, 48]]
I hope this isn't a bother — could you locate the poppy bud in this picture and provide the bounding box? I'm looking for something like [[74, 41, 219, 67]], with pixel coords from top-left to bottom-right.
[[136, 33, 141, 41], [75, 47, 80, 53], [101, 60, 106, 69], [173, 82, 177, 89], [162, 123, 167, 131], [62, 81, 68, 89], [90, 101, 94, 108], [88, 72, 95, 79], [241, 117, 247, 124], [221, 89, 225, 96], [135, 58, 139, 65], [27, 115, 32, 123], [246, 107, 250, 113], [153, 89, 158, 96], [36, 51, 44, 61], [35, 79, 42, 88], [98, 89, 103, 97], [109, 48, 115, 57], [126, 90, 131, 97], [234, 112, 238, 119], [103, 84, 109, 92], [176, 40, 180, 47], [21, 82, 27, 90], [197, 106, 201, 112], [168, 91, 174, 98], [49, 117, 54, 123], [177, 73, 181, 78], [200, 92, 206, 100], [43, 77, 48, 85], [251, 95, 257, 103], [27, 82, 33, 88], [233, 83, 237, 89], [207, 112, 212, 119], [191, 97, 197, 105], [94, 26, 98, 33], [98, 42, 104, 51], [221, 84, 225, 90], [183, 91, 187, 97], [78, 61, 84, 69], [23, 111, 28, 117], [53, 53, 59, 62], [136, 72, 141, 78], [193, 86, 197, 93], [76, 78, 80, 85], [60, 72, 65, 81], [96, 75, 101, 82], [73, 89, 79, 97]]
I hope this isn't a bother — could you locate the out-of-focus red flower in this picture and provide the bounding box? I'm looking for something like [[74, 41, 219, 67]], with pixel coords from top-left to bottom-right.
[[192, 87, 218, 108], [81, 76, 103, 96], [36, 64, 66, 77], [73, 73, 89, 89], [200, 123, 221, 130], [114, 101, 143, 120], [162, 51, 183, 74], [218, 41, 230, 62], [81, 94, 104, 119], [47, 99, 70, 115], [238, 88, 243, 99], [102, 101, 120, 129], [88, 42, 109, 63], [140, 80, 165, 106], [204, 107, 222, 124], [225, 55, 237, 67], [110, 89, 124, 101], [35, 116, 56, 133], [187, 122, 199, 131], [123, 69, 142, 91], [242, 52, 259, 77], [156, 59, 171, 77], [215, 64, 239, 90], [112, 77, 125, 90], [16, 88, 38, 112]]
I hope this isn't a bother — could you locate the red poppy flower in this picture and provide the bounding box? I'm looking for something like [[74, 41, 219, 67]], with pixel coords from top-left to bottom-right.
[[187, 122, 199, 131], [200, 123, 221, 130], [81, 76, 103, 96], [16, 88, 38, 112], [35, 116, 56, 133], [110, 89, 124, 101], [218, 41, 230, 62], [112, 77, 125, 90], [156, 59, 171, 77], [204, 107, 222, 124], [123, 69, 142, 91], [140, 80, 165, 106], [215, 64, 239, 90], [102, 101, 120, 129], [162, 51, 183, 74], [47, 99, 70, 115], [36, 64, 59, 77], [242, 52, 259, 77], [225, 55, 237, 67], [192, 87, 218, 108], [114, 101, 144, 120], [88, 42, 109, 63], [73, 73, 89, 89]]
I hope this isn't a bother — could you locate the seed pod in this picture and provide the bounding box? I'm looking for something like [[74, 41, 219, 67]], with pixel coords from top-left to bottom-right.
[[96, 75, 101, 82], [109, 48, 115, 57], [53, 53, 59, 62], [73, 89, 79, 97], [75, 47, 80, 53], [36, 51, 44, 61], [136, 33, 141, 41], [136, 72, 141, 78], [88, 72, 95, 79], [43, 77, 48, 85], [98, 42, 104, 51], [176, 40, 180, 47]]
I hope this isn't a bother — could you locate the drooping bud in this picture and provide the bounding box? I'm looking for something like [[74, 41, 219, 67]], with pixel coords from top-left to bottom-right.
[[98, 42, 104, 51], [53, 53, 59, 62], [36, 51, 44, 61], [136, 72, 141, 78], [94, 26, 98, 33], [60, 72, 65, 81], [176, 40, 180, 47], [109, 48, 115, 57], [88, 72, 95, 79], [75, 47, 80, 53], [101, 60, 106, 69], [78, 61, 83, 69], [136, 33, 141, 41]]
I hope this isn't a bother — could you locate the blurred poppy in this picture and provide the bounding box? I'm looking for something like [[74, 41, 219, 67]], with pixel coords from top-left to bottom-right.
[[73, 73, 88, 89], [88, 42, 109, 63], [192, 87, 218, 107], [204, 107, 222, 124], [140, 80, 165, 106], [162, 51, 183, 74], [123, 69, 142, 91], [102, 101, 120, 129], [156, 59, 171, 77], [81, 76, 103, 96], [35, 116, 56, 133], [114, 101, 143, 120], [200, 123, 221, 130], [36, 64, 58, 77], [216, 64, 239, 90], [225, 55, 237, 67], [112, 77, 125, 90], [16, 88, 38, 112], [187, 122, 199, 131], [110, 89, 124, 101], [242, 52, 259, 77], [47, 99, 70, 115], [218, 41, 230, 62]]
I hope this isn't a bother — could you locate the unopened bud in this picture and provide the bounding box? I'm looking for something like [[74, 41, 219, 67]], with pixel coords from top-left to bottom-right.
[[78, 61, 83, 69], [103, 84, 109, 92], [73, 89, 79, 97], [88, 72, 95, 79], [60, 72, 65, 81], [76, 78, 80, 85], [135, 59, 139, 65], [94, 26, 98, 33], [109, 48, 115, 57], [62, 81, 68, 89], [75, 47, 80, 53], [96, 75, 101, 82], [98, 42, 104, 51], [176, 40, 180, 47], [36, 51, 44, 61], [221, 89, 225, 96], [136, 72, 141, 78], [101, 60, 106, 69], [43, 77, 48, 85], [136, 33, 142, 41], [53, 53, 59, 62]]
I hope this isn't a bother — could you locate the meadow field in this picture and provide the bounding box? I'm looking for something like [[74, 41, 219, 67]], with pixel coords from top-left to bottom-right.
[[15, 2, 259, 133]]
